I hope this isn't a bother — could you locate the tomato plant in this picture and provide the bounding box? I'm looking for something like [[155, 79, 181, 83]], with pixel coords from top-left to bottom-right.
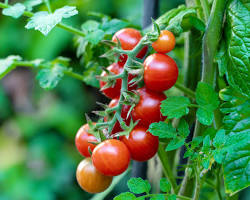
[[99, 62, 137, 99], [0, 0, 249, 199], [121, 126, 159, 161], [152, 30, 176, 53], [143, 53, 179, 92], [132, 87, 166, 126], [92, 139, 130, 176], [112, 28, 148, 63], [105, 98, 131, 134], [76, 158, 113, 193], [75, 124, 97, 157]]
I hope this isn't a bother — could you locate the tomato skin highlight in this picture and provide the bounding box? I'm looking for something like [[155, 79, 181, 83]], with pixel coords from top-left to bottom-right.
[[143, 53, 178, 92], [100, 62, 137, 99], [76, 158, 113, 193], [75, 124, 97, 157], [152, 30, 175, 53], [132, 87, 166, 126], [121, 127, 159, 161], [105, 98, 131, 134], [92, 139, 130, 176], [112, 28, 148, 63]]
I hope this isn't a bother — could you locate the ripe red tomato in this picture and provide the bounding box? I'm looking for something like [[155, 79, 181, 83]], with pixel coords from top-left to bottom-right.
[[105, 98, 131, 134], [112, 28, 148, 63], [121, 127, 159, 161], [152, 30, 176, 53], [76, 158, 113, 193], [92, 139, 130, 176], [100, 62, 137, 99], [75, 124, 97, 157], [132, 87, 166, 126], [143, 53, 178, 92]]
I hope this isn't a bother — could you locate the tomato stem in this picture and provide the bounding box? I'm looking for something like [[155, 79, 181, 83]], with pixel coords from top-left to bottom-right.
[[174, 82, 196, 99], [11, 61, 86, 82], [0, 2, 86, 37], [158, 143, 178, 194]]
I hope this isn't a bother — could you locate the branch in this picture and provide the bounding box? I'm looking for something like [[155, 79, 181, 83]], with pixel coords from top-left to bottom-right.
[[0, 2, 86, 37], [158, 143, 178, 194], [174, 82, 196, 99], [13, 61, 85, 81]]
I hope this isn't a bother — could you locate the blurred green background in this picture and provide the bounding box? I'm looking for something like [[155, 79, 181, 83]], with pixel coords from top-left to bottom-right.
[[0, 0, 186, 200]]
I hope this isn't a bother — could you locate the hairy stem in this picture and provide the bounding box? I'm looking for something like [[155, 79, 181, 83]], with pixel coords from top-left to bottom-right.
[[12, 61, 85, 81], [158, 143, 178, 194], [193, 166, 201, 200], [216, 167, 223, 200], [174, 82, 196, 99], [43, 0, 52, 13], [0, 2, 86, 37], [200, 0, 210, 22]]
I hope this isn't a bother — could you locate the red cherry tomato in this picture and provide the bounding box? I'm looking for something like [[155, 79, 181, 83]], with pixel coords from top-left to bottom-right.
[[121, 126, 159, 161], [76, 158, 113, 193], [112, 28, 148, 63], [75, 124, 97, 157], [152, 30, 176, 53], [104, 98, 131, 134], [143, 53, 178, 92], [92, 139, 130, 176], [132, 87, 166, 126], [100, 62, 137, 99]]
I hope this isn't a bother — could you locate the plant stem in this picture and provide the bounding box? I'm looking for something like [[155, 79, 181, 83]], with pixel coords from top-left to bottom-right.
[[216, 167, 223, 200], [193, 166, 201, 200], [200, 0, 210, 22], [201, 0, 227, 85], [43, 0, 52, 13], [13, 61, 85, 82], [174, 82, 196, 99], [141, 194, 192, 200], [158, 143, 178, 194], [0, 2, 86, 37]]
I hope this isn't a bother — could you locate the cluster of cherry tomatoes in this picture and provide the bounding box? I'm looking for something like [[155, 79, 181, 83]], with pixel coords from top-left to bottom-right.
[[75, 28, 178, 193]]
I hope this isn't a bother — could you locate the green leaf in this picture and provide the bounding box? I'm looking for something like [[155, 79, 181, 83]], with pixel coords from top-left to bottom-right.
[[196, 82, 219, 109], [156, 5, 205, 35], [148, 122, 177, 139], [0, 55, 22, 79], [85, 29, 105, 45], [101, 19, 129, 35], [166, 137, 185, 151], [82, 62, 102, 88], [223, 130, 250, 195], [81, 20, 100, 33], [113, 192, 136, 200], [177, 119, 190, 137], [160, 178, 171, 193], [196, 106, 214, 125], [160, 96, 191, 118], [220, 87, 250, 131], [201, 157, 210, 169], [127, 178, 151, 194], [221, 0, 250, 98], [202, 135, 211, 153], [169, 194, 177, 200], [2, 3, 25, 19], [213, 129, 226, 148], [36, 65, 65, 89], [25, 6, 78, 35], [219, 87, 250, 195], [150, 194, 165, 200]]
